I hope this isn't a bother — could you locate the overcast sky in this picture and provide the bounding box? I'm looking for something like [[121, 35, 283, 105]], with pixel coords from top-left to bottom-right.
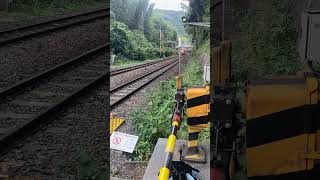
[[149, 0, 189, 11]]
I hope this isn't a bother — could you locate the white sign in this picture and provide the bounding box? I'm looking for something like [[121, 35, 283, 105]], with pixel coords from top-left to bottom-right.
[[110, 131, 139, 153], [203, 64, 210, 83]]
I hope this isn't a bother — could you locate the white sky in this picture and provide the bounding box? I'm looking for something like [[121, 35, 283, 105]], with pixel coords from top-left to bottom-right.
[[149, 0, 189, 11]]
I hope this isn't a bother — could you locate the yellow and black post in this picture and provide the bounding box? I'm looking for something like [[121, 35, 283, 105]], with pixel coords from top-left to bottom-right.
[[158, 116, 181, 180], [182, 86, 210, 163], [158, 75, 185, 180]]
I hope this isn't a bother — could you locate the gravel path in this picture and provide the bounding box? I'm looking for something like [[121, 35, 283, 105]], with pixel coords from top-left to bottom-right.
[[0, 17, 107, 91], [110, 55, 190, 179]]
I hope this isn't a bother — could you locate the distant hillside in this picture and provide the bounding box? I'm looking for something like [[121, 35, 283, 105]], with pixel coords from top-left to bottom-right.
[[154, 9, 186, 35]]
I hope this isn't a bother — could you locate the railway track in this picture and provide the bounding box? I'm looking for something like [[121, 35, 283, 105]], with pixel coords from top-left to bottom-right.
[[0, 44, 108, 154], [110, 57, 180, 109], [110, 56, 177, 76], [0, 8, 109, 47]]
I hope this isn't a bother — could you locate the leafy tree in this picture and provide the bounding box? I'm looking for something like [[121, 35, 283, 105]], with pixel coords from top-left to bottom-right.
[[111, 21, 157, 60], [131, 0, 149, 30], [184, 0, 210, 47], [111, 0, 178, 62], [144, 3, 155, 38]]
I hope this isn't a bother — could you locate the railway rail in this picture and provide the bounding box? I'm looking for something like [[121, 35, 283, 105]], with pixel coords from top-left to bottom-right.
[[0, 50, 179, 154], [110, 57, 180, 109], [0, 44, 108, 154], [110, 56, 178, 76], [0, 8, 109, 47]]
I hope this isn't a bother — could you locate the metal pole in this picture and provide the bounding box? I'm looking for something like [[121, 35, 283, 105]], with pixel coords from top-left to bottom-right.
[[178, 50, 181, 74], [222, 0, 225, 41], [195, 26, 198, 49], [159, 25, 162, 58], [158, 76, 184, 180]]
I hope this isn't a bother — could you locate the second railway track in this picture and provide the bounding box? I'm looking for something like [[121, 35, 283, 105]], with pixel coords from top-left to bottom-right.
[[0, 44, 108, 154], [110, 57, 181, 109], [0, 8, 109, 47]]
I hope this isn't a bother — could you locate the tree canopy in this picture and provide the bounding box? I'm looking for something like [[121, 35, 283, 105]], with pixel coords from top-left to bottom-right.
[[111, 0, 179, 61]]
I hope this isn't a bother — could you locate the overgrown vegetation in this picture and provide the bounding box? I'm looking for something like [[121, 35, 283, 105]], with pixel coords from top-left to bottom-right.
[[111, 0, 178, 64], [233, 0, 302, 88], [9, 0, 105, 16], [131, 55, 205, 161]]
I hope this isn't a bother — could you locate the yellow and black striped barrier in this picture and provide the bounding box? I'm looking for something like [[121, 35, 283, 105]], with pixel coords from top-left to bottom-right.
[[182, 86, 210, 163], [244, 75, 320, 179]]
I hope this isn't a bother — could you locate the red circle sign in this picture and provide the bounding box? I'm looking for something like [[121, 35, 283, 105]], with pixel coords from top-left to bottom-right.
[[112, 137, 121, 145]]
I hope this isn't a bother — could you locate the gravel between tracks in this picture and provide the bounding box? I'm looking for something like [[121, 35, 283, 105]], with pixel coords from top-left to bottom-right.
[[0, 5, 107, 30], [110, 55, 189, 179], [0, 77, 109, 178], [0, 17, 107, 91], [110, 57, 177, 89]]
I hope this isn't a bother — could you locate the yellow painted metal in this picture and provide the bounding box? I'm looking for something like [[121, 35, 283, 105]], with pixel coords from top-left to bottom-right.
[[165, 135, 176, 153], [244, 75, 319, 120], [187, 104, 210, 117], [110, 114, 125, 134], [176, 75, 183, 90], [184, 154, 202, 159], [183, 86, 210, 162], [245, 75, 320, 177], [247, 134, 309, 177], [158, 167, 170, 180], [186, 86, 210, 118], [189, 124, 208, 133], [172, 121, 179, 127], [187, 140, 198, 147], [303, 151, 320, 160], [186, 86, 210, 99]]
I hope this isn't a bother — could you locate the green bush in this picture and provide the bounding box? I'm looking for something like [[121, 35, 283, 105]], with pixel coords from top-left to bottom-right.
[[111, 21, 156, 61]]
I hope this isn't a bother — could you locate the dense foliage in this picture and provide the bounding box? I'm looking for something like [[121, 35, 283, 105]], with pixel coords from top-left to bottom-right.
[[233, 0, 302, 88], [183, 0, 210, 47], [111, 0, 178, 62], [111, 21, 156, 60]]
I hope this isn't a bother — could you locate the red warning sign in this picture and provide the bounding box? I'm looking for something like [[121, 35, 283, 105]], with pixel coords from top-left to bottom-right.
[[112, 137, 121, 145]]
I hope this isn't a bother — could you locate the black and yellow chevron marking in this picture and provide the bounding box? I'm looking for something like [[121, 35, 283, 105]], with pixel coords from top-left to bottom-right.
[[182, 86, 210, 163], [244, 75, 320, 179], [186, 86, 210, 125], [110, 116, 125, 134]]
